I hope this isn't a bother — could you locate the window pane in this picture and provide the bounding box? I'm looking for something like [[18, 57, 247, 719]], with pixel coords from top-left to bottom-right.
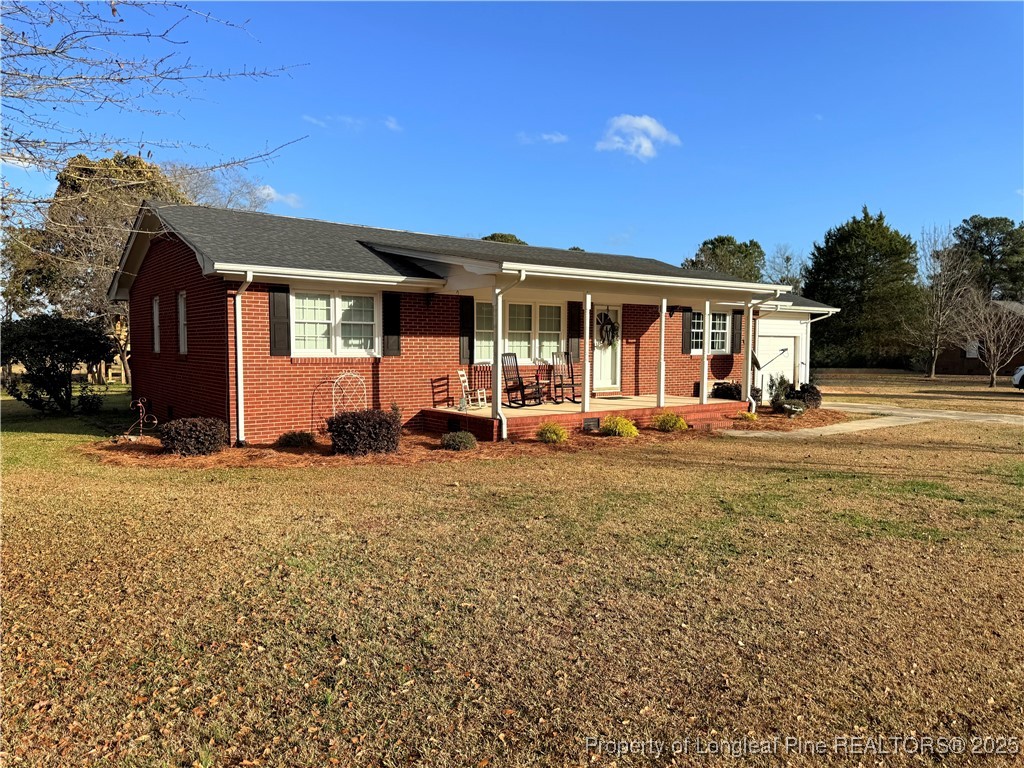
[[475, 331, 494, 363], [508, 304, 532, 332], [294, 293, 332, 352], [340, 295, 374, 323], [341, 323, 375, 350], [538, 333, 560, 361], [476, 302, 494, 332], [710, 312, 728, 351], [690, 312, 703, 350], [507, 332, 531, 359], [539, 305, 561, 333]]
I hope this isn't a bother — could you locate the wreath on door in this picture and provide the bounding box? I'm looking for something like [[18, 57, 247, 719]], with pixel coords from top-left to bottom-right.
[[596, 310, 619, 346]]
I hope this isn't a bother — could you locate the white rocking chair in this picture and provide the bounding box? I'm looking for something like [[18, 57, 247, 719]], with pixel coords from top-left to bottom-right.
[[457, 369, 487, 410]]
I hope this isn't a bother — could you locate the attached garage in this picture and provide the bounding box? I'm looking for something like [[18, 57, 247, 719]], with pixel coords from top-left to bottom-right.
[[753, 293, 839, 400]]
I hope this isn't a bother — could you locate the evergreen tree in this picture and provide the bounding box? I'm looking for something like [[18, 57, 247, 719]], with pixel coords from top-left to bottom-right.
[[952, 215, 1024, 300], [803, 207, 920, 366], [683, 235, 765, 282]]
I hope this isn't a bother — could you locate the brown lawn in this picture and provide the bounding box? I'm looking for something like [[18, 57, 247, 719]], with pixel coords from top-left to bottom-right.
[[816, 370, 1024, 415], [2, 391, 1023, 767]]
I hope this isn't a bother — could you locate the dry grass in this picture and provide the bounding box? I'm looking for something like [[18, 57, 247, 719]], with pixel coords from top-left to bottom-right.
[[729, 408, 852, 432], [3, 393, 1024, 767], [816, 371, 1024, 415]]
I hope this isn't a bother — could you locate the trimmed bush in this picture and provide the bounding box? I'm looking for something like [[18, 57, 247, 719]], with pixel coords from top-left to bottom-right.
[[798, 383, 823, 410], [711, 381, 742, 401], [76, 383, 104, 415], [159, 417, 228, 456], [440, 431, 477, 451], [768, 373, 791, 409], [600, 415, 639, 438], [652, 411, 687, 432], [750, 386, 762, 403], [325, 409, 402, 456], [536, 422, 569, 444], [738, 411, 758, 422], [276, 430, 317, 449]]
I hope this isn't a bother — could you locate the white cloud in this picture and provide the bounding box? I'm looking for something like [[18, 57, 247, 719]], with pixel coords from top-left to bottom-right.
[[257, 184, 302, 209], [1017, 188, 1023, 197], [1, 154, 36, 170], [384, 116, 402, 132], [302, 114, 327, 128], [814, 113, 824, 122], [595, 114, 680, 161], [517, 130, 569, 145]]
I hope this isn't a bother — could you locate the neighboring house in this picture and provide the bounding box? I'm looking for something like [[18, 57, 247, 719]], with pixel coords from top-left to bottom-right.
[[108, 202, 838, 443], [935, 301, 1024, 376], [753, 293, 840, 392]]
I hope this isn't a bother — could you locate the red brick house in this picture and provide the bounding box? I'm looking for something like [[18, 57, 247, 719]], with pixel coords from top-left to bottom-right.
[[108, 202, 834, 443]]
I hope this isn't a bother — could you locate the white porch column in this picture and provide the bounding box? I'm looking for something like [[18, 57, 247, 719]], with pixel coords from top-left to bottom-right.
[[700, 298, 711, 404], [582, 292, 592, 412], [657, 298, 667, 408], [491, 290, 503, 420], [742, 301, 754, 403]]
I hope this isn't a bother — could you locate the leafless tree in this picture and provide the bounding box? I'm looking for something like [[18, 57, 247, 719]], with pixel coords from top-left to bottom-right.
[[764, 244, 806, 293], [1, 0, 301, 227], [956, 289, 1024, 387], [162, 164, 271, 212], [904, 226, 978, 378]]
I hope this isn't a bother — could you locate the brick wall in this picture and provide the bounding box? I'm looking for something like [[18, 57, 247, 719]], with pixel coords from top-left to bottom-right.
[[129, 235, 231, 425]]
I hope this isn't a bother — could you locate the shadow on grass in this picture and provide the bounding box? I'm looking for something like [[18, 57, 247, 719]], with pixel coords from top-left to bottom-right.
[[1, 390, 135, 439]]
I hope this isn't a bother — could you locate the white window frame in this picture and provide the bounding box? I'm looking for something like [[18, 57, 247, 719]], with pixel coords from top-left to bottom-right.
[[289, 290, 382, 358], [501, 302, 565, 363], [152, 296, 160, 354], [177, 291, 188, 355], [474, 301, 495, 365], [690, 311, 731, 354]]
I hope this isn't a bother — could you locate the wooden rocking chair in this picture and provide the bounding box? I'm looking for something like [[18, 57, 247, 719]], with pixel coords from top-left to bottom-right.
[[552, 351, 582, 404], [501, 353, 543, 408], [457, 369, 487, 409]]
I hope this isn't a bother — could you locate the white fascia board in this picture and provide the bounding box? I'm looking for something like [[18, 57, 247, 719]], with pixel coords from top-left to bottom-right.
[[361, 244, 501, 275], [211, 262, 445, 287], [500, 264, 792, 293]]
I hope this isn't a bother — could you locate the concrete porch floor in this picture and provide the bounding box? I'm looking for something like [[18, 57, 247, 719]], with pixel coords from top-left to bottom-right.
[[441, 393, 735, 419]]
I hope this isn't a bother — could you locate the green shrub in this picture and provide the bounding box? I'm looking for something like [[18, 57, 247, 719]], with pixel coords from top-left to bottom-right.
[[76, 383, 105, 414], [600, 415, 639, 438], [159, 417, 229, 456], [738, 411, 758, 422], [275, 430, 317, 449], [325, 409, 402, 456], [711, 381, 742, 401], [536, 422, 569, 444], [440, 430, 477, 451], [797, 383, 823, 409], [652, 411, 687, 432], [768, 373, 791, 408]]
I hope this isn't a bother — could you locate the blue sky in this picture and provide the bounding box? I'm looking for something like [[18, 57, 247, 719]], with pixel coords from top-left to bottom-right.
[[9, 1, 1024, 265]]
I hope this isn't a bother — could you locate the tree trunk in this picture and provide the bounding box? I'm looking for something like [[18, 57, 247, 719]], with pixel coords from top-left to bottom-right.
[[989, 370, 997, 388], [929, 351, 938, 379], [119, 349, 132, 388]]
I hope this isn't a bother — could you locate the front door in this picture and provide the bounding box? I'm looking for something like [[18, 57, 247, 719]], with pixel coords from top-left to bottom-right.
[[593, 306, 621, 391]]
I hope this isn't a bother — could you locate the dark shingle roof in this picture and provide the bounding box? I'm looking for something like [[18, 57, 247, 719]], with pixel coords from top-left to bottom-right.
[[149, 202, 760, 284], [777, 292, 839, 312]]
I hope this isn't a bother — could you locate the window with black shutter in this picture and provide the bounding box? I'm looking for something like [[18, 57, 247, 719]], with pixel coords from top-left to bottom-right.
[[680, 307, 693, 354], [565, 301, 582, 362]]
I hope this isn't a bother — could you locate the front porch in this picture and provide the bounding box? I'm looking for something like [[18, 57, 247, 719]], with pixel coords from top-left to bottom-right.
[[423, 394, 746, 441]]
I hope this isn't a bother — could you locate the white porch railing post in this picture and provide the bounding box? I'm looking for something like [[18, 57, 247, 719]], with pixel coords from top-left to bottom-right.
[[657, 298, 667, 408], [742, 301, 754, 403], [700, 299, 711, 404], [491, 290, 503, 420], [582, 292, 592, 413]]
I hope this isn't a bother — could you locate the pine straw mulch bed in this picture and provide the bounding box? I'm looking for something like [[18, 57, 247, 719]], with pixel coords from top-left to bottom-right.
[[79, 427, 710, 469], [728, 407, 852, 431]]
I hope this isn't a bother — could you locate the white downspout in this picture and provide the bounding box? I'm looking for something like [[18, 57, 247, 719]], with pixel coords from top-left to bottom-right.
[[491, 270, 525, 440], [234, 271, 253, 446]]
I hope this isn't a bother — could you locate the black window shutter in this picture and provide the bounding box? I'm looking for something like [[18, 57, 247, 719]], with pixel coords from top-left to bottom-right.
[[382, 292, 401, 357], [680, 307, 693, 354], [566, 301, 582, 362], [268, 286, 290, 357], [459, 296, 474, 365], [731, 309, 743, 354]]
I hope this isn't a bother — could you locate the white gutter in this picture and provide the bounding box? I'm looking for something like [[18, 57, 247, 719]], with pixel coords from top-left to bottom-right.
[[500, 263, 791, 293], [234, 271, 253, 446], [211, 262, 444, 287], [491, 270, 526, 440]]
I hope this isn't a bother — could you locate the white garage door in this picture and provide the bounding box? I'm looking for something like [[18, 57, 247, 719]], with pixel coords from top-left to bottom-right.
[[756, 336, 797, 399]]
